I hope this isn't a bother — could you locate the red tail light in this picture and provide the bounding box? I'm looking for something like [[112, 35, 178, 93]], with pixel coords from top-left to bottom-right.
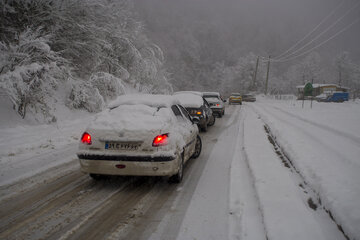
[[216, 104, 220, 106], [152, 133, 169, 147], [81, 132, 92, 145]]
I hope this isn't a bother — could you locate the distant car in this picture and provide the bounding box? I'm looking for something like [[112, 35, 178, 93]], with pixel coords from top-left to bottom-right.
[[173, 92, 215, 132], [325, 92, 349, 102], [77, 94, 202, 183], [202, 92, 226, 117], [242, 94, 256, 102], [315, 93, 328, 102], [229, 93, 242, 105]]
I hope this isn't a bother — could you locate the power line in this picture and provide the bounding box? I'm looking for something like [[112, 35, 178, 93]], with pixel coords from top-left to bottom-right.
[[274, 0, 360, 62], [271, 17, 360, 63], [273, 0, 345, 61]]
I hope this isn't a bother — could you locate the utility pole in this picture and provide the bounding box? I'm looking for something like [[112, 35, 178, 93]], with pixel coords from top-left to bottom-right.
[[265, 55, 271, 95], [338, 68, 342, 87], [252, 56, 259, 91]]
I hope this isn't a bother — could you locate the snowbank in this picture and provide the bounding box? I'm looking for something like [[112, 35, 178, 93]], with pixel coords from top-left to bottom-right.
[[251, 97, 360, 240]]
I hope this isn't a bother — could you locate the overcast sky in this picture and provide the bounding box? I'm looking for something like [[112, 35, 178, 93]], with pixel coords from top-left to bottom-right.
[[135, 0, 360, 62]]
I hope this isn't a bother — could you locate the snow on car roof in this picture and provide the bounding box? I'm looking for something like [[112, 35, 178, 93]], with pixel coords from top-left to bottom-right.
[[203, 92, 220, 97], [173, 93, 204, 108], [108, 94, 180, 109], [173, 91, 203, 96]]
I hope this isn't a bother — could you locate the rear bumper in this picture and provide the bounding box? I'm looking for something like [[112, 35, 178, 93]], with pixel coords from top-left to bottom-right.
[[211, 107, 224, 113], [189, 114, 207, 128], [78, 154, 180, 176], [229, 99, 242, 103]]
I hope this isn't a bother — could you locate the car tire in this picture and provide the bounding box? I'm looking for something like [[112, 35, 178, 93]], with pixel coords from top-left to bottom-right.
[[169, 152, 184, 183], [191, 135, 202, 159], [201, 123, 208, 132], [208, 115, 215, 126]]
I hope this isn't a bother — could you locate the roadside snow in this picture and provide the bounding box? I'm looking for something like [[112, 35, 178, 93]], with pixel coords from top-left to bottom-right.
[[251, 97, 360, 240], [243, 107, 344, 240], [0, 116, 89, 187]]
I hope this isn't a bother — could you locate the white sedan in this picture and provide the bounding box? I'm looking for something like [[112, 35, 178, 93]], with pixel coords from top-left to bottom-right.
[[77, 94, 202, 183]]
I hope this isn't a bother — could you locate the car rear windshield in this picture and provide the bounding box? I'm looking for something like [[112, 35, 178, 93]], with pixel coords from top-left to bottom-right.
[[205, 97, 220, 102], [204, 95, 218, 98]]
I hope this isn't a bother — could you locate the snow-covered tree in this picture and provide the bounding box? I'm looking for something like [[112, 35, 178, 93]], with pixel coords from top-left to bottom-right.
[[334, 52, 353, 88], [301, 52, 322, 84], [0, 0, 172, 120], [334, 52, 360, 98], [281, 52, 323, 94], [0, 28, 68, 121]]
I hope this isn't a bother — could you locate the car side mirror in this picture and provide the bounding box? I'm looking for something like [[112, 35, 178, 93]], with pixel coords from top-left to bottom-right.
[[191, 116, 200, 124], [223, 99, 227, 102]]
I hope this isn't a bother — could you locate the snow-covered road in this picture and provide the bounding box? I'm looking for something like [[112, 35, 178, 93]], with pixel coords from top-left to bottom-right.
[[0, 98, 359, 240]]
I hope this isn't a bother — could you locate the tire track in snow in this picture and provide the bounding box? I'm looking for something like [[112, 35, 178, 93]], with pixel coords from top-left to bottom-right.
[[0, 171, 87, 234], [55, 177, 162, 240], [0, 175, 154, 240], [0, 144, 78, 187], [251, 103, 360, 169], [229, 106, 268, 240], [0, 159, 79, 202]]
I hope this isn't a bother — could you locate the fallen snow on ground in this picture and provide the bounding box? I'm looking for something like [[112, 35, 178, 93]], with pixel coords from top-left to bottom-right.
[[0, 114, 90, 187], [1, 94, 359, 240], [251, 96, 360, 240], [243, 107, 345, 240]]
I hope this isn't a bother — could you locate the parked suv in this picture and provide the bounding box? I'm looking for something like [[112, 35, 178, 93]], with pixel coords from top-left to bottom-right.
[[173, 92, 215, 132], [202, 92, 226, 117]]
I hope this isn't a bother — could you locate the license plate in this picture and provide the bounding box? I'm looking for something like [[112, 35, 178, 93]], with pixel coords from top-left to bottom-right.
[[105, 142, 141, 151]]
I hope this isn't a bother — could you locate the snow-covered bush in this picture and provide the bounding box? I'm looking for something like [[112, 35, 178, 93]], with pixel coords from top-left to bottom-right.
[[67, 80, 105, 113], [0, 0, 172, 121], [0, 28, 68, 121], [89, 72, 126, 102]]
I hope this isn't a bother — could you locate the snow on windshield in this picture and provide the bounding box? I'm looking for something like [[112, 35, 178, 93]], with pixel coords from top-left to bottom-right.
[[89, 103, 175, 133]]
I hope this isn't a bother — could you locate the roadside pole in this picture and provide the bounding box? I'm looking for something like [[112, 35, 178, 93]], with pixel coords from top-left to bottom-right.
[[302, 93, 305, 108], [304, 82, 313, 109], [310, 78, 314, 109], [265, 55, 271, 95], [252, 56, 259, 90]]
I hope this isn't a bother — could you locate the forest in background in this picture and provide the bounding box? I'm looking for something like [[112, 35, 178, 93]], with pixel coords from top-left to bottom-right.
[[134, 0, 360, 96]]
